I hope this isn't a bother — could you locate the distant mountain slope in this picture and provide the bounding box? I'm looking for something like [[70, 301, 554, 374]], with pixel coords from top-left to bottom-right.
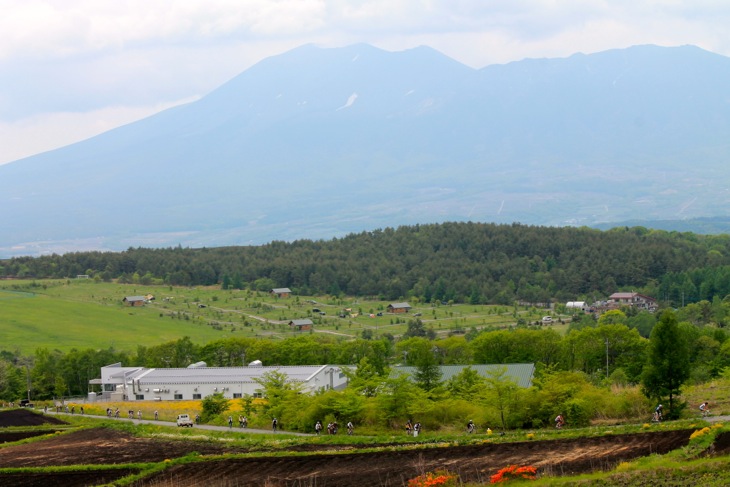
[[594, 216, 730, 235], [2, 43, 730, 257]]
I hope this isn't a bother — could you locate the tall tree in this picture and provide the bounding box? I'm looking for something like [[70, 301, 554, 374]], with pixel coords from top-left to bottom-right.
[[482, 366, 519, 432], [641, 310, 690, 418]]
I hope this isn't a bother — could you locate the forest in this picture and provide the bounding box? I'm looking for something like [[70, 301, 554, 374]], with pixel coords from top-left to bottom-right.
[[3, 222, 730, 430], [3, 222, 730, 307]]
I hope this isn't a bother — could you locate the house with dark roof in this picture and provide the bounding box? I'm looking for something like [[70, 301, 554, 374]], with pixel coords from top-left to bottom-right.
[[289, 319, 314, 331], [387, 302, 412, 313]]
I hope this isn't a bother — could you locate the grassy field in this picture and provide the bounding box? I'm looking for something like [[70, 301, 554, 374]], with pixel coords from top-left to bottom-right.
[[0, 279, 568, 353]]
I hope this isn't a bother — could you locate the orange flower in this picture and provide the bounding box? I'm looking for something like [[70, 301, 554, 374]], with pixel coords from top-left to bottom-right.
[[490, 465, 537, 483], [407, 470, 459, 487]]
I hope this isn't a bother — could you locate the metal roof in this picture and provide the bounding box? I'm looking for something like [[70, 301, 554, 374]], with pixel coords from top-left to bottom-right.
[[388, 302, 411, 309], [393, 363, 535, 388], [290, 319, 314, 326], [271, 288, 292, 293], [134, 365, 330, 385]]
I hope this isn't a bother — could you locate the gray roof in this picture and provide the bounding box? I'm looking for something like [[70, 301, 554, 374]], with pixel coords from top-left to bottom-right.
[[136, 365, 328, 385], [123, 296, 146, 301], [388, 302, 411, 309], [393, 363, 535, 388], [271, 288, 292, 293], [290, 319, 314, 326]]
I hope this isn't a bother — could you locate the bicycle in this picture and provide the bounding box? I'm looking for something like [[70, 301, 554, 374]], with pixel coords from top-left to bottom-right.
[[467, 423, 476, 434]]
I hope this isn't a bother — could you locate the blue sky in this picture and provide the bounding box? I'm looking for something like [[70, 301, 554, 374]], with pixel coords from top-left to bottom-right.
[[1, 0, 729, 165]]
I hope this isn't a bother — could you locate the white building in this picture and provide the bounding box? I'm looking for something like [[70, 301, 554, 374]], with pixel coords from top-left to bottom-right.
[[91, 362, 350, 402]]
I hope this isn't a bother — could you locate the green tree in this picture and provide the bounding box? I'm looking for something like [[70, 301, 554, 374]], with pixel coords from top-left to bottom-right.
[[641, 310, 690, 418], [412, 350, 442, 391], [254, 369, 303, 421], [482, 366, 519, 431], [0, 360, 24, 401], [446, 366, 485, 400], [200, 392, 230, 423]]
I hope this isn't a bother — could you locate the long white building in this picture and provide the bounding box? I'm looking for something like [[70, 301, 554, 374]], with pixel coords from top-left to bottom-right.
[[90, 362, 350, 402]]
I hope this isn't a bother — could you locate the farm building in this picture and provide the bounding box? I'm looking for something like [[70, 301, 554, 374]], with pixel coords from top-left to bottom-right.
[[566, 301, 589, 312], [270, 288, 292, 298], [607, 292, 657, 311], [393, 364, 535, 388], [90, 362, 350, 402], [387, 302, 412, 313], [289, 319, 314, 331], [122, 296, 147, 306]]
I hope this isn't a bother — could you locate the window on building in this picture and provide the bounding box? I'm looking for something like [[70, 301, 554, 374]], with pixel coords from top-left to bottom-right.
[[233, 393, 242, 399], [135, 394, 144, 400], [253, 392, 263, 399], [174, 394, 183, 400], [192, 394, 201, 400], [104, 384, 115, 391]]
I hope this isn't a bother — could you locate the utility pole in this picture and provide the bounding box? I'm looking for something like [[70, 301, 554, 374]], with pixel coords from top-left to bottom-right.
[[25, 365, 32, 402]]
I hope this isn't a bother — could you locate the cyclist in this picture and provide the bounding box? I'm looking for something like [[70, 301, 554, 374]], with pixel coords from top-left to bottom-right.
[[653, 404, 663, 422], [555, 414, 565, 429], [467, 419, 476, 434], [700, 402, 710, 417]]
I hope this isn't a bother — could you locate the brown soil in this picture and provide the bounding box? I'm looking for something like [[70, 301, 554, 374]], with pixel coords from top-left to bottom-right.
[[0, 427, 244, 467], [0, 469, 140, 487], [0, 409, 68, 427], [135, 429, 693, 487], [0, 421, 694, 487]]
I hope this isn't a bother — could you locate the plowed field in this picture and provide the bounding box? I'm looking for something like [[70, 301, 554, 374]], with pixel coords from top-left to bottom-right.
[[0, 410, 695, 487]]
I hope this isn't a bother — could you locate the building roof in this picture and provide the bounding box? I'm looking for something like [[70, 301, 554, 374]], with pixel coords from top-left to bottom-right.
[[393, 363, 535, 388], [106, 365, 332, 385], [290, 319, 314, 326], [123, 296, 146, 301], [388, 302, 412, 309], [271, 288, 292, 294], [609, 292, 656, 301]]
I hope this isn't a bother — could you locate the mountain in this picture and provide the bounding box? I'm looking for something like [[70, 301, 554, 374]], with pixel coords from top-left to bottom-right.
[[2, 43, 730, 257]]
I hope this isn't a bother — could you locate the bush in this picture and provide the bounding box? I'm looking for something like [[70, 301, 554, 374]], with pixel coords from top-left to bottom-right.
[[200, 393, 230, 423]]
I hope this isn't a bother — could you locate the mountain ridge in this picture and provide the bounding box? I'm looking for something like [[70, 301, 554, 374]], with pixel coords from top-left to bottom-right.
[[2, 43, 730, 257]]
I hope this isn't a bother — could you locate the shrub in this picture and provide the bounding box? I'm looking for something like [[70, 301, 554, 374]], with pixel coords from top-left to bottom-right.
[[490, 465, 537, 483], [407, 469, 459, 487]]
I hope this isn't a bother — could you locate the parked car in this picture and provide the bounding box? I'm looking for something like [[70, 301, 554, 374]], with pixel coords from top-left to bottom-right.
[[542, 316, 553, 323]]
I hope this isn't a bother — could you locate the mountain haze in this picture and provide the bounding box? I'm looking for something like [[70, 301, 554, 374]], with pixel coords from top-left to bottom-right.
[[2, 43, 730, 257]]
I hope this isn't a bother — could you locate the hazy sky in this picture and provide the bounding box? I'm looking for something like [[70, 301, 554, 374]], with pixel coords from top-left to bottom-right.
[[1, 0, 729, 165]]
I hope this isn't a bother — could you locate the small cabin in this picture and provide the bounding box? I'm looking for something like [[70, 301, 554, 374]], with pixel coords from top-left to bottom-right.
[[270, 288, 292, 298], [123, 296, 146, 307], [289, 319, 313, 331], [387, 302, 412, 314]]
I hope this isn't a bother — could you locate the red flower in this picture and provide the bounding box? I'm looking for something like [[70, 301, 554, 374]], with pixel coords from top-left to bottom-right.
[[490, 465, 537, 483]]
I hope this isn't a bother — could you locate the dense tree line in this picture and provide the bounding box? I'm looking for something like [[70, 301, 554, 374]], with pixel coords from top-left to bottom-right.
[[3, 305, 730, 404], [3, 223, 730, 306]]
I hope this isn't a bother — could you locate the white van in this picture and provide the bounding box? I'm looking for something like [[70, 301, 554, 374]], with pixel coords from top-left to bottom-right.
[[176, 414, 194, 427], [541, 316, 553, 324]]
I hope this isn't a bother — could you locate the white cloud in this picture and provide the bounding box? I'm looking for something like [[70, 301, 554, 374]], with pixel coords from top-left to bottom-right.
[[1, 0, 730, 165]]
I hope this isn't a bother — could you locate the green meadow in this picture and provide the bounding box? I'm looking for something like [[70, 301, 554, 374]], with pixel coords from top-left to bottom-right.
[[0, 279, 565, 354]]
